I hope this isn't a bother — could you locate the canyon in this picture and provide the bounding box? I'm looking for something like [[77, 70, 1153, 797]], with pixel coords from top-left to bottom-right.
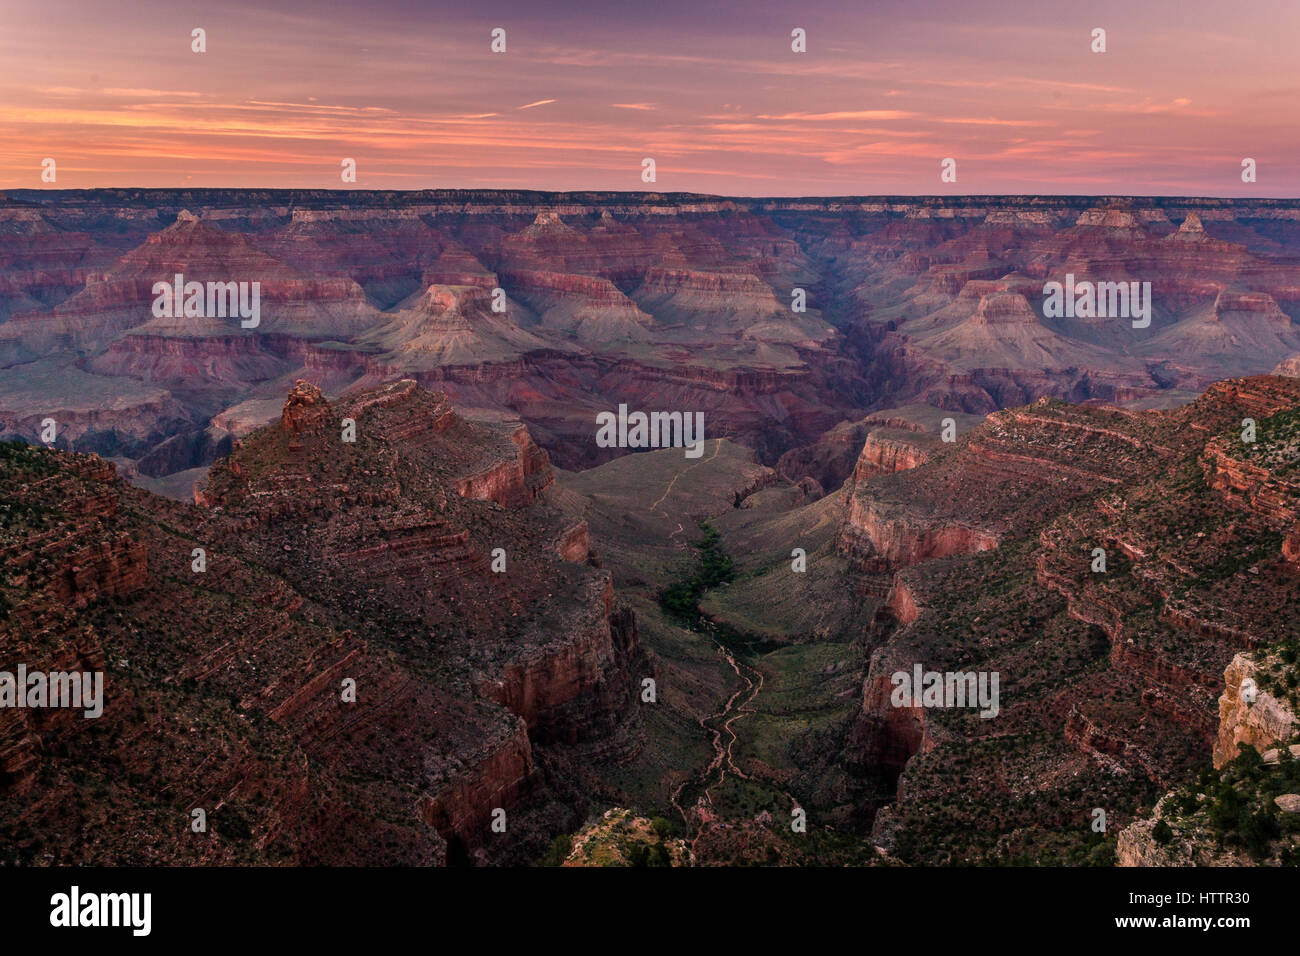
[[2, 189, 1299, 866], [834, 375, 1300, 863], [4, 191, 1300, 484], [0, 379, 646, 865], [550, 371, 1300, 865]]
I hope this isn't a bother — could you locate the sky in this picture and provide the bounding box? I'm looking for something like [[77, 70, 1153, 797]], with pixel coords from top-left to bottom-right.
[[1, 0, 1297, 196]]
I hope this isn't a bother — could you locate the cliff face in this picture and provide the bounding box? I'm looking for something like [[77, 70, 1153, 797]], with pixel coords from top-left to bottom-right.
[[851, 432, 930, 481], [840, 494, 999, 572], [420, 717, 536, 857], [197, 378, 649, 783], [1201, 439, 1300, 530], [1111, 793, 1250, 867], [0, 194, 862, 479], [453, 424, 554, 507], [10, 191, 1300, 486], [1116, 650, 1300, 867], [839, 376, 1300, 864], [1214, 654, 1298, 769], [836, 398, 1156, 575], [0, 379, 646, 865], [776, 420, 873, 490], [477, 584, 642, 754], [855, 652, 934, 774]]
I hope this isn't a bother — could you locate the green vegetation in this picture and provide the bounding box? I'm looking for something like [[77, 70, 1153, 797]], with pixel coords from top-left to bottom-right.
[[1256, 645, 1300, 713], [1198, 530, 1284, 583], [537, 833, 573, 867], [0, 441, 59, 533], [1229, 406, 1300, 476], [543, 808, 688, 867], [657, 522, 734, 619], [623, 840, 672, 867], [1155, 742, 1300, 864], [649, 816, 677, 840]]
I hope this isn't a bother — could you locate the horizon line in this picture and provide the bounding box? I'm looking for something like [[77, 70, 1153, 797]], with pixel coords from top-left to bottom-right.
[[7, 188, 1300, 203]]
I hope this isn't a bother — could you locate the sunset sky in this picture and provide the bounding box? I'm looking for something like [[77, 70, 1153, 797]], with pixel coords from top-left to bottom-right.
[[2, 0, 1297, 196]]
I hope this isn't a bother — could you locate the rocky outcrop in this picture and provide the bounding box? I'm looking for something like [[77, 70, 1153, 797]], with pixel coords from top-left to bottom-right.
[[554, 521, 591, 563], [840, 495, 998, 572], [281, 379, 333, 432], [0, 379, 646, 865], [838, 377, 1300, 864], [453, 424, 554, 508], [1113, 794, 1245, 867], [53, 532, 148, 606], [856, 661, 931, 773], [883, 574, 921, 626], [1284, 524, 1300, 564], [421, 718, 535, 850], [1200, 437, 1300, 530], [851, 432, 931, 482], [477, 579, 641, 752], [1214, 653, 1297, 769], [1118, 651, 1300, 867]]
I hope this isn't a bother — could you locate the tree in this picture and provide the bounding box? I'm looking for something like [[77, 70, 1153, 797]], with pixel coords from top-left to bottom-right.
[[538, 834, 572, 867]]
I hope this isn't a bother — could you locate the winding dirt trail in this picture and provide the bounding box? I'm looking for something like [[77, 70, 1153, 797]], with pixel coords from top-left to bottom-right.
[[669, 623, 805, 860], [656, 438, 801, 855], [651, 438, 724, 544], [669, 622, 763, 849], [712, 633, 760, 782], [670, 634, 759, 837]]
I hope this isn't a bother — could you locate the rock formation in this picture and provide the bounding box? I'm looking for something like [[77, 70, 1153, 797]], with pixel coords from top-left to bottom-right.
[[0, 379, 646, 865], [7, 190, 1300, 483], [836, 376, 1300, 863], [1214, 654, 1297, 769]]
